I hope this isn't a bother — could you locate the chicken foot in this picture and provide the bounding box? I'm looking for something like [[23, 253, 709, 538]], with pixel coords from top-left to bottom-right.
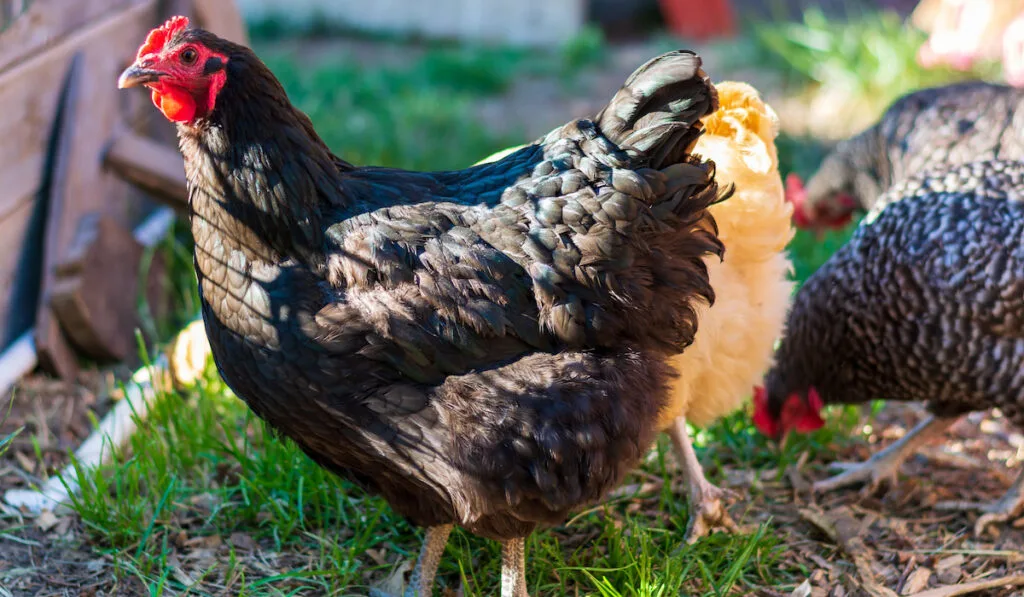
[[371, 524, 453, 597], [669, 416, 741, 543], [936, 467, 1024, 536], [813, 415, 958, 495], [501, 537, 530, 597]]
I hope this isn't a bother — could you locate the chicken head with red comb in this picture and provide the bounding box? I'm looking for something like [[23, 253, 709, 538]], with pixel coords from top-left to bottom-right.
[[784, 172, 857, 232], [137, 15, 190, 60], [752, 384, 825, 440], [118, 15, 230, 124]]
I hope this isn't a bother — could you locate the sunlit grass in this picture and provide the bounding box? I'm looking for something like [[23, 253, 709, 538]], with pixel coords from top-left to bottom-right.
[[748, 7, 1001, 119]]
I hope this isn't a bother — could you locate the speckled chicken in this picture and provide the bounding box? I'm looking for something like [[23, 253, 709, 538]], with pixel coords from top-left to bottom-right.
[[118, 17, 728, 597], [756, 159, 1024, 535], [785, 81, 1024, 230]]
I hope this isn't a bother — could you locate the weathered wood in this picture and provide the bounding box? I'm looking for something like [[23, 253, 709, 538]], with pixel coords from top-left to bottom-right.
[[50, 214, 168, 363], [35, 52, 84, 381], [0, 200, 40, 347], [0, 0, 160, 349], [0, 0, 145, 76], [0, 0, 159, 223], [104, 132, 189, 213], [194, 0, 248, 45]]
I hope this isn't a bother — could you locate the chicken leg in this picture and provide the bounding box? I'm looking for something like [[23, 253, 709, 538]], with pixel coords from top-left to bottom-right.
[[501, 537, 530, 597], [669, 416, 740, 543], [371, 524, 452, 597], [937, 468, 1024, 536], [813, 415, 958, 495]]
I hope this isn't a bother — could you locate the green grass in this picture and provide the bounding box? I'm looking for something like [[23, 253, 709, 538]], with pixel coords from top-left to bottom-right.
[[66, 358, 802, 595], [52, 17, 943, 595], [747, 7, 1001, 118]]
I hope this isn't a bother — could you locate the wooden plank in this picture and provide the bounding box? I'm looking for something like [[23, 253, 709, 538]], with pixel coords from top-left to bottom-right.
[[51, 214, 168, 363], [0, 0, 159, 222], [0, 0, 161, 348], [0, 0, 144, 75], [35, 51, 84, 381], [194, 0, 248, 45], [104, 132, 188, 213]]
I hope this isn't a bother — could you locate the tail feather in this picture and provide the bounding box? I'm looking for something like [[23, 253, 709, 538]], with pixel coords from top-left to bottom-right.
[[595, 51, 718, 169]]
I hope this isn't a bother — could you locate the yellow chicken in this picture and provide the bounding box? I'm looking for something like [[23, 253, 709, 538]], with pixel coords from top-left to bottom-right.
[[661, 82, 795, 542]]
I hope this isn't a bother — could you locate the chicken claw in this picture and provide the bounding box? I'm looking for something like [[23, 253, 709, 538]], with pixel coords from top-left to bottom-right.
[[935, 469, 1024, 536], [669, 417, 742, 543], [684, 481, 742, 543], [812, 415, 958, 496]]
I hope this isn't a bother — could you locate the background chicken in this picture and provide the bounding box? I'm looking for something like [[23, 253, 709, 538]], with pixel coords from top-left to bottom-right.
[[118, 17, 728, 596], [785, 81, 1024, 231], [659, 82, 795, 542], [756, 159, 1024, 536]]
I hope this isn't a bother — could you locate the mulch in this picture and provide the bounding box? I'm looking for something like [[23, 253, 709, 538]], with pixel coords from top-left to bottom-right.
[[0, 369, 127, 496], [735, 406, 1024, 597]]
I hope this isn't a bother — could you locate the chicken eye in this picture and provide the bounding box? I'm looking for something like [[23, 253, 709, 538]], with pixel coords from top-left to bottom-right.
[[180, 48, 198, 65]]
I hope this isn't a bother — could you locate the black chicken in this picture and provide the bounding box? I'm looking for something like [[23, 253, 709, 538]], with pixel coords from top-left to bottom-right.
[[118, 17, 729, 596], [755, 159, 1024, 536], [786, 81, 1024, 230]]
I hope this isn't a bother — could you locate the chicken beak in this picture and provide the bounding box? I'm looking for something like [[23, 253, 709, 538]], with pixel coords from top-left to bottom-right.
[[118, 64, 164, 89]]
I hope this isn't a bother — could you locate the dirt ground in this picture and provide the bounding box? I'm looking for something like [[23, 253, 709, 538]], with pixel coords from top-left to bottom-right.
[[748, 405, 1024, 597], [1, 399, 1022, 596]]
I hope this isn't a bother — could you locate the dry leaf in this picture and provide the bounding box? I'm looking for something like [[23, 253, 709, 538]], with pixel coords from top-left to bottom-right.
[[372, 559, 413, 597], [228, 532, 257, 552], [34, 510, 58, 532], [901, 568, 932, 595], [790, 579, 812, 597]]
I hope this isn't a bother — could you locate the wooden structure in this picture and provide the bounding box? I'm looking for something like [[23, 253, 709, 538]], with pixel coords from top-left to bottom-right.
[[0, 0, 241, 380], [237, 0, 585, 47]]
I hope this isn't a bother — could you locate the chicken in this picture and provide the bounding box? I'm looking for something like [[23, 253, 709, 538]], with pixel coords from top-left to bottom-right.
[[784, 81, 1024, 231], [118, 17, 729, 597], [472, 84, 796, 543], [658, 82, 795, 542], [755, 159, 1024, 536]]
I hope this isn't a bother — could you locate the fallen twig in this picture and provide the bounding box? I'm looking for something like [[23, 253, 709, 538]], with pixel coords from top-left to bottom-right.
[[906, 574, 1024, 597]]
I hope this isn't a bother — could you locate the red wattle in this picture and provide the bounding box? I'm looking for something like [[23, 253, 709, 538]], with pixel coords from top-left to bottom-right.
[[152, 87, 197, 123]]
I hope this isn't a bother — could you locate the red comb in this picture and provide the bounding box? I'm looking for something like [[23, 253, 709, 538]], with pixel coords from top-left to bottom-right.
[[794, 387, 826, 433], [751, 386, 780, 438], [784, 173, 813, 229], [137, 15, 190, 59]]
